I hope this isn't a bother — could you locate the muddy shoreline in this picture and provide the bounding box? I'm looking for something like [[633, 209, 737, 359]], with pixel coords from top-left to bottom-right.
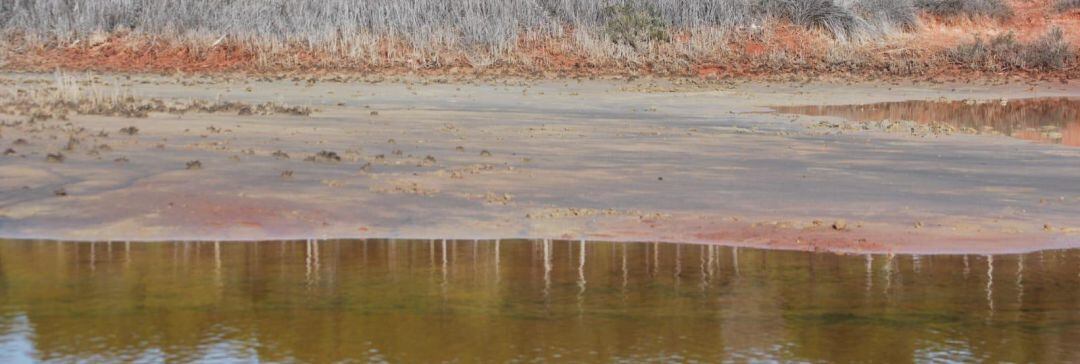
[[1, 73, 1078, 254]]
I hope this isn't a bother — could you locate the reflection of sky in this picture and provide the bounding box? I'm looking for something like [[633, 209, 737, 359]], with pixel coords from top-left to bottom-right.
[[0, 313, 36, 364], [915, 339, 977, 363], [0, 312, 261, 363], [196, 341, 258, 363], [0, 311, 262, 360], [775, 98, 1080, 147]]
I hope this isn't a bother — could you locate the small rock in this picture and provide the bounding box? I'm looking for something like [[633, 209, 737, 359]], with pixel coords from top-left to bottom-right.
[[45, 153, 64, 163], [832, 219, 847, 231], [53, 188, 67, 197], [480, 150, 492, 157]]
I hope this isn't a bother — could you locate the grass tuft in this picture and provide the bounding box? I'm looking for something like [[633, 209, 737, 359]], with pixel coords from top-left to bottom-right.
[[759, 0, 867, 41], [853, 0, 919, 32]]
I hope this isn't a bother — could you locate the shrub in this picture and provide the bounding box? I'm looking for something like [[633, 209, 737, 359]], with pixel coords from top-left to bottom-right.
[[915, 0, 1013, 20], [1025, 27, 1074, 70], [602, 4, 670, 49], [949, 28, 1074, 71], [949, 32, 1022, 70]]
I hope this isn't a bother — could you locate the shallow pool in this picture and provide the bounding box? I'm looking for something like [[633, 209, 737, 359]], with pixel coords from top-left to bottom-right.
[[0, 240, 1077, 362]]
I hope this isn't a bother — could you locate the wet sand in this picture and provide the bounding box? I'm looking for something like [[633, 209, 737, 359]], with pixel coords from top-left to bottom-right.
[[1, 73, 1078, 254]]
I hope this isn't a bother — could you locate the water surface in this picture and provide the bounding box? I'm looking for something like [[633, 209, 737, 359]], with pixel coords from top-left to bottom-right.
[[776, 97, 1080, 147], [0, 240, 1078, 362]]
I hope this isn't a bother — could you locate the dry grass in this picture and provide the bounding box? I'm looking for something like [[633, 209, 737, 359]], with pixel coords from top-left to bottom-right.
[[0, 1, 1075, 77], [0, 0, 917, 55], [915, 0, 1013, 20]]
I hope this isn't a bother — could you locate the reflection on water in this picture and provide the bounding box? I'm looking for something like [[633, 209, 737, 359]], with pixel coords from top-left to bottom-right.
[[0, 240, 1078, 362], [775, 98, 1080, 147]]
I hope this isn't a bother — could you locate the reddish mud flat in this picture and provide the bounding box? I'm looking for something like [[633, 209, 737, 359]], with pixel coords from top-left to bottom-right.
[[0, 73, 1078, 254]]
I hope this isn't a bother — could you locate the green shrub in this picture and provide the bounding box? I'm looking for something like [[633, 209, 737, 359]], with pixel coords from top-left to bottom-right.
[[602, 4, 670, 49]]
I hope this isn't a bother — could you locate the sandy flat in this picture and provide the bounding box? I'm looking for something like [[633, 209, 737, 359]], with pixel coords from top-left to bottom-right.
[[0, 74, 1078, 254]]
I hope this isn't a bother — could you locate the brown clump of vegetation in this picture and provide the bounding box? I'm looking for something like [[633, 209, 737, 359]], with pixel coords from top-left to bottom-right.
[[949, 27, 1074, 71], [305, 151, 342, 163]]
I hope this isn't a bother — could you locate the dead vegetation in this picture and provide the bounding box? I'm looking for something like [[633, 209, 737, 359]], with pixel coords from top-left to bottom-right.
[[305, 151, 342, 163], [0, 73, 312, 122], [371, 180, 438, 196], [915, 0, 1013, 20]]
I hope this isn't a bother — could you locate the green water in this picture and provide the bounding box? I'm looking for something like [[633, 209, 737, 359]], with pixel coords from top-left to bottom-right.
[[0, 240, 1077, 362]]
